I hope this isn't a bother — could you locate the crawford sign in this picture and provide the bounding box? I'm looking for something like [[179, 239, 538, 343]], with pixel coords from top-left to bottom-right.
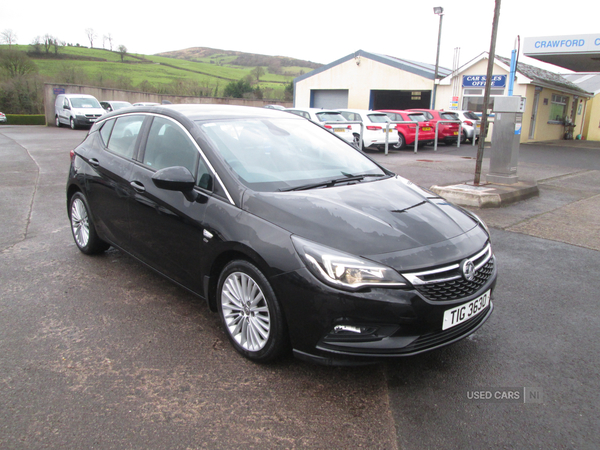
[[462, 75, 507, 88], [524, 34, 600, 55]]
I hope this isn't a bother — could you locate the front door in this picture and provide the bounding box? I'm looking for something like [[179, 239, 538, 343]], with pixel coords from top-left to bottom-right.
[[127, 115, 209, 291], [529, 89, 541, 140]]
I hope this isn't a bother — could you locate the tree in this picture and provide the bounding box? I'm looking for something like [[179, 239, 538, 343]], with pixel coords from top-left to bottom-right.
[[284, 81, 293, 101], [251, 66, 265, 82], [104, 33, 114, 51], [0, 50, 38, 78], [117, 45, 127, 62], [29, 36, 42, 54], [223, 78, 254, 98], [0, 29, 17, 47], [43, 34, 55, 54], [85, 28, 96, 48]]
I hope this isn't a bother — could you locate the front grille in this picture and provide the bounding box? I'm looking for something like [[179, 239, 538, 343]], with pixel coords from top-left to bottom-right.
[[403, 244, 495, 302]]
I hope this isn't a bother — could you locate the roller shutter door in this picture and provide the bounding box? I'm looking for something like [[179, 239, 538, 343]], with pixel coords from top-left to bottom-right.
[[310, 90, 349, 109]]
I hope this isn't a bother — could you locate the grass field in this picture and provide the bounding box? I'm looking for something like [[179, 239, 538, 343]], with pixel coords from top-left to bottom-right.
[[1, 44, 306, 98]]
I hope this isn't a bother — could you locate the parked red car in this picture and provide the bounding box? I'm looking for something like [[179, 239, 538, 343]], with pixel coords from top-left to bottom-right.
[[377, 110, 435, 149], [408, 109, 461, 145]]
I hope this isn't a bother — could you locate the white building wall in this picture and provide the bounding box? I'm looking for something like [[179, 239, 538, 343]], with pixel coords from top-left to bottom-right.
[[295, 57, 433, 109]]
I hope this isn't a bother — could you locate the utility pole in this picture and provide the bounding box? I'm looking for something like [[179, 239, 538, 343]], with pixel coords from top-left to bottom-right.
[[474, 0, 502, 185], [431, 7, 444, 109]]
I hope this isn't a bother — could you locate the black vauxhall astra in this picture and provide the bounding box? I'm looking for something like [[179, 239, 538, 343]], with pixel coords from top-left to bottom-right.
[[66, 104, 496, 365]]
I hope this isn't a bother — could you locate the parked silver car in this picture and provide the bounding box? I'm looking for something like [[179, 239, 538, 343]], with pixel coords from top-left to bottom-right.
[[284, 108, 355, 145], [451, 110, 481, 143]]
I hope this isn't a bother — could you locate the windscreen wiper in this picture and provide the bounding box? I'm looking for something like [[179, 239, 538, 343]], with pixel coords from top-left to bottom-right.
[[280, 173, 387, 192]]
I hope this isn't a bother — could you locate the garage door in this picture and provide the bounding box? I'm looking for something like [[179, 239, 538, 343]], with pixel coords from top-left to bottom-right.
[[370, 90, 430, 110], [310, 90, 349, 109]]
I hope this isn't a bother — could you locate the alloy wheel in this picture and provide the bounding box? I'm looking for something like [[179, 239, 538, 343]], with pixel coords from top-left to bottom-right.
[[221, 271, 271, 352], [70, 197, 90, 249]]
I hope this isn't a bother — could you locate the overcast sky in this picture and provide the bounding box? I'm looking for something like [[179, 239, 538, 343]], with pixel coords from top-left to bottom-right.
[[3, 0, 596, 73]]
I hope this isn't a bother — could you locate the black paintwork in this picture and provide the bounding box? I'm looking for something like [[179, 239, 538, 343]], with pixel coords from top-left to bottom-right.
[[67, 104, 496, 364]]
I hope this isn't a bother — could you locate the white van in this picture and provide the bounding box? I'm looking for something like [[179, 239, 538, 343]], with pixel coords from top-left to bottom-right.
[[55, 94, 105, 129]]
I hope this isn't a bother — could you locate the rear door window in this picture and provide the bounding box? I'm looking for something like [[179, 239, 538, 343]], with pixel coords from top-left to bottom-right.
[[106, 115, 145, 159]]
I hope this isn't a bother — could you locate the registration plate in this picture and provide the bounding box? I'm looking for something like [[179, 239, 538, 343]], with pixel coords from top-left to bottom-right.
[[334, 128, 346, 133], [442, 290, 490, 330], [453, 131, 458, 135], [422, 127, 431, 131]]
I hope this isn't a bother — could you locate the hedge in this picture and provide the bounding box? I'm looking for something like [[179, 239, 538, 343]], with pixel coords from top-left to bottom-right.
[[1, 115, 46, 125]]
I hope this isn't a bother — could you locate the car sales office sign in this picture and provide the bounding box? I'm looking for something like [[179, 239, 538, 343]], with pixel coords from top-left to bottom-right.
[[463, 75, 507, 88]]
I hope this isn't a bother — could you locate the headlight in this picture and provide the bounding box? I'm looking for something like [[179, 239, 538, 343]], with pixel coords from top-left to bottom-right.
[[291, 236, 408, 291]]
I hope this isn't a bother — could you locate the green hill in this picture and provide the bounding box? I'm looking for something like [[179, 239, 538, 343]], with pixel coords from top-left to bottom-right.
[[1, 44, 322, 100]]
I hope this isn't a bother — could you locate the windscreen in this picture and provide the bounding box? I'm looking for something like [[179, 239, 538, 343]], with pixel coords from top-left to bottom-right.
[[463, 111, 480, 120], [367, 114, 390, 124], [441, 112, 459, 120], [407, 113, 428, 122], [315, 112, 346, 122], [199, 118, 387, 192], [70, 97, 102, 109]]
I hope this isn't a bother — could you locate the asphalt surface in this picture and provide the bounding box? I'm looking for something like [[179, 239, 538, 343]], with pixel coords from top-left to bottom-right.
[[1, 125, 599, 449]]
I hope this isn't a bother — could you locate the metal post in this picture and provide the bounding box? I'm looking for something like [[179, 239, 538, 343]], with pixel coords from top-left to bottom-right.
[[431, 7, 444, 109]]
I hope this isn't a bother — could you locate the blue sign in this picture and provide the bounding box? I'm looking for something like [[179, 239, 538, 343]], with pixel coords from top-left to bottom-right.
[[53, 88, 65, 95], [462, 75, 507, 88]]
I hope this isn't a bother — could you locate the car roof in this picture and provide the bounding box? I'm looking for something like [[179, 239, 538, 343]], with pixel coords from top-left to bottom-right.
[[286, 107, 343, 113], [99, 104, 304, 124], [340, 109, 388, 115]]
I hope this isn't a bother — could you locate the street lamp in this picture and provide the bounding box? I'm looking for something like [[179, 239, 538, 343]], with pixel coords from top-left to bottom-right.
[[431, 6, 444, 109]]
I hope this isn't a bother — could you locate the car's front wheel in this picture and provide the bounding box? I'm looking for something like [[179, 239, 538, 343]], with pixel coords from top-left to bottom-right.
[[55, 115, 61, 127], [70, 118, 76, 130], [69, 192, 110, 255], [217, 260, 288, 362]]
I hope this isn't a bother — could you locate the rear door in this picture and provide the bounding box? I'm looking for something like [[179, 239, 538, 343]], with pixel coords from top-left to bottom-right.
[[83, 114, 146, 246]]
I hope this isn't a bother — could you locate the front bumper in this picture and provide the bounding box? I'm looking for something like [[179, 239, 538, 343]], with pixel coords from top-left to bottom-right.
[[74, 115, 101, 126], [272, 257, 497, 365]]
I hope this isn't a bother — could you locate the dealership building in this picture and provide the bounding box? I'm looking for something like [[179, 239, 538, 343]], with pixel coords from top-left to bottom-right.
[[293, 33, 600, 142]]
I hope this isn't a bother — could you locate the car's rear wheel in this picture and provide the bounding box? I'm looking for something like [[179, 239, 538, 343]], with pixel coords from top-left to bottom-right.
[[69, 192, 110, 255], [394, 133, 406, 149], [217, 260, 288, 363]]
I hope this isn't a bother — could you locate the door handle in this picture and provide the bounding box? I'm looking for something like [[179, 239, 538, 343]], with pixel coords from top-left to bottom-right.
[[89, 158, 100, 167], [130, 181, 146, 193]]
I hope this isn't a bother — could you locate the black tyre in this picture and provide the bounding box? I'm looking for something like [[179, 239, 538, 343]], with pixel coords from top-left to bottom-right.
[[70, 118, 76, 130], [217, 260, 288, 363], [69, 192, 110, 255], [55, 115, 61, 127], [460, 130, 468, 143], [394, 133, 406, 149]]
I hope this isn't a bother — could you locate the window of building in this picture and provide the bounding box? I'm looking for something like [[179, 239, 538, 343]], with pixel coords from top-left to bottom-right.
[[462, 88, 505, 113], [549, 94, 568, 123]]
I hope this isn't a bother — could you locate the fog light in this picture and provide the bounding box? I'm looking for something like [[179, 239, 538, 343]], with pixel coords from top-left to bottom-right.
[[324, 323, 400, 343]]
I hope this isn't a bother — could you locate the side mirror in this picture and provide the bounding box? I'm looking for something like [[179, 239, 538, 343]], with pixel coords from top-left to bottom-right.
[[152, 166, 198, 202]]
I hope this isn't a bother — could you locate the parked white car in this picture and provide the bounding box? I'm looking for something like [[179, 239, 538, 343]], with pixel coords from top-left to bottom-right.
[[55, 94, 105, 129], [100, 101, 133, 112], [284, 108, 355, 144], [448, 110, 481, 143], [339, 109, 398, 150]]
